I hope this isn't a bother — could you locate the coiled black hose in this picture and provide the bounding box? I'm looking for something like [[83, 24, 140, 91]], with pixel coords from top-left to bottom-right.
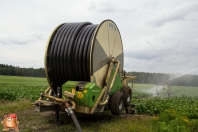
[[46, 22, 98, 91]]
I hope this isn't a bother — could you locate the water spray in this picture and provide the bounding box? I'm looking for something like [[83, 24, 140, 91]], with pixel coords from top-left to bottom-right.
[[162, 67, 198, 97], [144, 68, 198, 98], [169, 67, 198, 81]]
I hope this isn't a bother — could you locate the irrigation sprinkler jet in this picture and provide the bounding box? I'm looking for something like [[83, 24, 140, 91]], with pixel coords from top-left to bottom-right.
[[168, 67, 198, 81], [162, 67, 198, 98]]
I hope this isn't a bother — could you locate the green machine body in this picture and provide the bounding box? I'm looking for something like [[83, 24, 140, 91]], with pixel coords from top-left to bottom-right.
[[62, 81, 102, 108]]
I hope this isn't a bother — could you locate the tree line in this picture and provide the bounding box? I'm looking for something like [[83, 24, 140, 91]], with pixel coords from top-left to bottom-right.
[[0, 64, 45, 77], [0, 64, 198, 86]]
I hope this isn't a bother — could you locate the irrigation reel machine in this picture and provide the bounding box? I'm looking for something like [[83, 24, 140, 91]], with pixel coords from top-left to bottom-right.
[[34, 20, 137, 131]]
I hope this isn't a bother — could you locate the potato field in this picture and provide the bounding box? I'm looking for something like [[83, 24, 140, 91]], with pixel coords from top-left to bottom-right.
[[131, 83, 198, 131], [0, 75, 198, 132]]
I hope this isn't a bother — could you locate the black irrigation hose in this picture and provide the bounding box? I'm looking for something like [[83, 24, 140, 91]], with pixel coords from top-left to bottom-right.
[[47, 22, 98, 91]]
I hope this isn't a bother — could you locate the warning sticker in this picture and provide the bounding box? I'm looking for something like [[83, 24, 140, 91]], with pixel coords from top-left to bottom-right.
[[77, 92, 83, 98], [83, 89, 87, 93]]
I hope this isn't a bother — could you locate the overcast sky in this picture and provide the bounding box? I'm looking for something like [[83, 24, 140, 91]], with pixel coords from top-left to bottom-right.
[[0, 0, 198, 74]]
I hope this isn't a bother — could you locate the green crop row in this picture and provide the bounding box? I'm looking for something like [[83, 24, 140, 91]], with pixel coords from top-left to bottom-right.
[[0, 85, 46, 101], [0, 75, 48, 101], [133, 97, 198, 119], [132, 97, 198, 131]]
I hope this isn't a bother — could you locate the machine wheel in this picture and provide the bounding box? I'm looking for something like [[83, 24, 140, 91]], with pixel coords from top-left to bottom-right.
[[121, 86, 132, 107], [110, 91, 124, 115]]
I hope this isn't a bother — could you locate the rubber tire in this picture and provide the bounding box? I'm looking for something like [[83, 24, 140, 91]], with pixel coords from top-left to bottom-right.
[[125, 106, 130, 114], [121, 86, 132, 107], [110, 91, 124, 115]]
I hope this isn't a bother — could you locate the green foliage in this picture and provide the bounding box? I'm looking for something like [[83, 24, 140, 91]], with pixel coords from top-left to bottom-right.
[[0, 85, 46, 101], [129, 83, 154, 99], [134, 97, 198, 118], [0, 100, 32, 116], [132, 90, 153, 99], [0, 75, 47, 86], [0, 76, 198, 131], [152, 109, 198, 132], [133, 97, 198, 132], [130, 83, 198, 132], [0, 75, 47, 101], [167, 86, 198, 98]]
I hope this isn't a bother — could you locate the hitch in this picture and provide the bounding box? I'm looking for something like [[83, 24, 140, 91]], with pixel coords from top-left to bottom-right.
[[39, 92, 82, 132]]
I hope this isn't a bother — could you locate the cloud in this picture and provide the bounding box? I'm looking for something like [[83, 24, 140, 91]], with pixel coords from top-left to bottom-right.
[[123, 21, 198, 73], [149, 2, 198, 27], [88, 2, 116, 13], [0, 34, 44, 45], [0, 39, 45, 68], [87, 1, 129, 13], [0, 0, 198, 75]]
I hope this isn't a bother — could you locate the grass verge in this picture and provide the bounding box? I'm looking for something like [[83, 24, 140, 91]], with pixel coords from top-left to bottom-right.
[[0, 100, 33, 116], [0, 100, 153, 132]]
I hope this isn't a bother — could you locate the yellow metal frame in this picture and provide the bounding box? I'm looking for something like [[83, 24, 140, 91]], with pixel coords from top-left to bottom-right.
[[99, 58, 120, 106], [122, 76, 138, 89]]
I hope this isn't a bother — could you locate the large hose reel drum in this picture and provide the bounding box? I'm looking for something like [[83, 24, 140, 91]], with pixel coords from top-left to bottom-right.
[[44, 20, 124, 93]]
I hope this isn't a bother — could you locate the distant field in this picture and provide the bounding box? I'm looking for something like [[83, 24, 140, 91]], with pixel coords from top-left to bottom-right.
[[0, 75, 48, 86], [167, 85, 198, 97], [129, 83, 198, 98], [132, 83, 155, 90], [0, 75, 48, 101]]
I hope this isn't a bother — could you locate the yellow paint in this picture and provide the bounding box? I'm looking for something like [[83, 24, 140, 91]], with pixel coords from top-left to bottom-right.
[[77, 92, 83, 98], [72, 88, 76, 94], [83, 89, 87, 93]]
